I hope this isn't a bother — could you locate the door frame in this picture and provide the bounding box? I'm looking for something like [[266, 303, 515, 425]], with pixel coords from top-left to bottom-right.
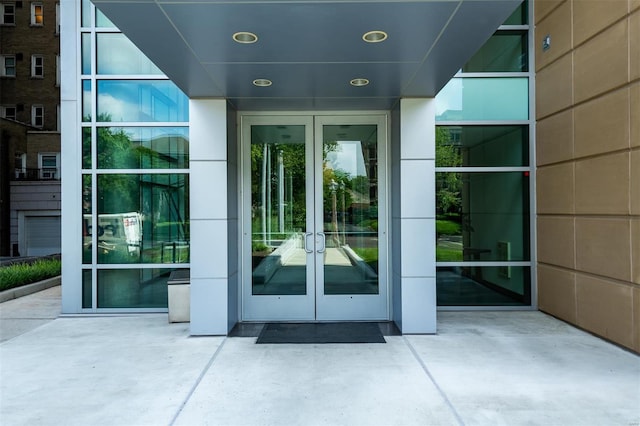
[[239, 111, 390, 322]]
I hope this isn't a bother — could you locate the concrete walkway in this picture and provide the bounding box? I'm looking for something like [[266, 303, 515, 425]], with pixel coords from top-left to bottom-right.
[[1, 289, 639, 426]]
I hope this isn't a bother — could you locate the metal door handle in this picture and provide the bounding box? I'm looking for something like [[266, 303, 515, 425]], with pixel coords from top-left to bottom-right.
[[317, 232, 326, 253], [304, 232, 313, 253]]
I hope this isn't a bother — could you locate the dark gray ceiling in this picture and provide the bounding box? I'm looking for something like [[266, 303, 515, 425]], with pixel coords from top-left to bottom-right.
[[92, 0, 522, 111]]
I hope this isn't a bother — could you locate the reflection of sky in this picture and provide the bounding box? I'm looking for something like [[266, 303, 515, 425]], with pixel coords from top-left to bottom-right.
[[435, 78, 463, 118], [326, 141, 366, 177], [97, 34, 162, 75], [97, 81, 189, 122], [436, 78, 528, 121]]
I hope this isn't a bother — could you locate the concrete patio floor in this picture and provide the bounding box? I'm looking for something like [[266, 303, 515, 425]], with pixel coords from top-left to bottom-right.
[[1, 287, 638, 426]]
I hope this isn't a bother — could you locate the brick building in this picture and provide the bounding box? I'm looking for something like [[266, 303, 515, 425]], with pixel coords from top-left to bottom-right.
[[0, 0, 61, 256]]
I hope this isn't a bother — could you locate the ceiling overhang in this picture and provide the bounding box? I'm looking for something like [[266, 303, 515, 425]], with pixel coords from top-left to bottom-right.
[[92, 0, 523, 110]]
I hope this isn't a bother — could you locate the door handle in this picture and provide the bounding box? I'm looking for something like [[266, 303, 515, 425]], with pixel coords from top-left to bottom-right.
[[317, 232, 326, 253], [304, 232, 313, 253]]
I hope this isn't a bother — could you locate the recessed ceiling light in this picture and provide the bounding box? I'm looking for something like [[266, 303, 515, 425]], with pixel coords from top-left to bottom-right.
[[233, 32, 258, 44], [253, 78, 272, 87], [350, 78, 369, 87], [363, 30, 388, 43]]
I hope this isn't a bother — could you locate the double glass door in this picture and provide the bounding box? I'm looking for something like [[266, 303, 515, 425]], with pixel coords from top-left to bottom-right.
[[241, 115, 388, 321]]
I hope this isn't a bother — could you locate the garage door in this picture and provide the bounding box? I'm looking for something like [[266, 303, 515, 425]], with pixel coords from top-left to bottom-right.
[[25, 216, 61, 256]]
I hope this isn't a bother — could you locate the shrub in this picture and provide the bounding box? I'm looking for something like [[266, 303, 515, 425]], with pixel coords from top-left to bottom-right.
[[0, 259, 61, 291]]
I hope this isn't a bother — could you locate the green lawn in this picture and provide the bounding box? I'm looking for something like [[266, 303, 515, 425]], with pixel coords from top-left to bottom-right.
[[0, 258, 61, 291]]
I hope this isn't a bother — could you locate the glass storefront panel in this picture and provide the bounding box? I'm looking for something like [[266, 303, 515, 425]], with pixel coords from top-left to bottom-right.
[[81, 33, 91, 75], [97, 174, 189, 264], [82, 80, 91, 122], [81, 0, 91, 27], [437, 266, 531, 306], [97, 268, 178, 308], [97, 127, 189, 169], [436, 78, 528, 121], [82, 128, 91, 168], [97, 34, 163, 75], [250, 125, 307, 295], [436, 126, 529, 167], [436, 172, 530, 262], [503, 1, 528, 25], [97, 80, 189, 123], [96, 9, 116, 28], [82, 269, 92, 308], [322, 125, 379, 295], [82, 175, 92, 264], [463, 31, 527, 73]]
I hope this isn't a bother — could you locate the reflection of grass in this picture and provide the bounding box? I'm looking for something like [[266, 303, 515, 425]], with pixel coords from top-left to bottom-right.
[[436, 247, 463, 261], [436, 220, 461, 236], [351, 247, 378, 263]]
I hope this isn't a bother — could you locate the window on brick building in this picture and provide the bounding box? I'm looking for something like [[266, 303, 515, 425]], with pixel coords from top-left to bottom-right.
[[14, 153, 26, 178], [1, 3, 15, 24], [56, 3, 60, 34], [1, 55, 16, 77], [56, 55, 60, 86], [1, 105, 17, 120], [31, 2, 43, 25], [32, 105, 44, 127], [32, 55, 44, 77], [39, 153, 60, 179]]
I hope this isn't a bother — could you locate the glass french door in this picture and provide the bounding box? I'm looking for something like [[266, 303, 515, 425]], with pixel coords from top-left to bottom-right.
[[241, 114, 388, 321]]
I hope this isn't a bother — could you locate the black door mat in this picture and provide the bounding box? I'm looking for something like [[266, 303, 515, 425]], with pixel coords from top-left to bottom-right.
[[256, 322, 386, 344]]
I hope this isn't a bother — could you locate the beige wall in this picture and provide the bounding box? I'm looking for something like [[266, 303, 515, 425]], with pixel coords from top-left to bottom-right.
[[535, 0, 639, 352]]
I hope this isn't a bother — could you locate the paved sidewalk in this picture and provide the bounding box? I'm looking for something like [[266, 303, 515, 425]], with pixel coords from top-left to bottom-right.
[[1, 290, 639, 426], [0, 285, 61, 342]]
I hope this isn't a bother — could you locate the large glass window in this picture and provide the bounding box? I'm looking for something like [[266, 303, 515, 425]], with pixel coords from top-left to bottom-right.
[[436, 172, 530, 262], [437, 266, 531, 306], [97, 80, 189, 122], [463, 31, 528, 73], [97, 127, 189, 169], [436, 78, 528, 121], [95, 8, 115, 28], [97, 268, 182, 308], [82, 270, 92, 308], [81, 33, 91, 75], [82, 80, 91, 121], [503, 1, 528, 25], [96, 174, 189, 264], [82, 128, 91, 168], [436, 126, 529, 167], [82, 175, 92, 264], [97, 34, 163, 75]]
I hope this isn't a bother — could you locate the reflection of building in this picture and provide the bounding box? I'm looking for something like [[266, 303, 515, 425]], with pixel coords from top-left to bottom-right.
[[59, 1, 639, 353], [1, 0, 61, 256]]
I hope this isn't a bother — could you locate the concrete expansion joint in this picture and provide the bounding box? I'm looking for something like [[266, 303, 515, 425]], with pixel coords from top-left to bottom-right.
[[402, 336, 466, 426], [169, 337, 228, 426]]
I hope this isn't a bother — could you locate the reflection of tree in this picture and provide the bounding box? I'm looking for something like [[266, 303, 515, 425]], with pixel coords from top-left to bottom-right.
[[435, 127, 462, 216], [251, 142, 306, 237]]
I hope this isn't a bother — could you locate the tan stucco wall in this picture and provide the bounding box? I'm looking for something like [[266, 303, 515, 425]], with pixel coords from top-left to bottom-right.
[[535, 0, 639, 352]]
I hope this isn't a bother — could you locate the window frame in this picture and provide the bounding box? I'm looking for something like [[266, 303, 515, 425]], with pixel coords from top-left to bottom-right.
[[38, 152, 60, 179], [30, 2, 43, 26], [1, 55, 16, 77], [32, 104, 44, 127], [1, 3, 15, 25], [1, 105, 17, 120], [55, 3, 60, 34], [31, 55, 44, 78]]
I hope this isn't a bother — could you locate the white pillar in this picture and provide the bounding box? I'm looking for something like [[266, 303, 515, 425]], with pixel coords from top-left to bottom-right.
[[60, 0, 81, 313], [398, 98, 437, 333], [189, 99, 229, 335]]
